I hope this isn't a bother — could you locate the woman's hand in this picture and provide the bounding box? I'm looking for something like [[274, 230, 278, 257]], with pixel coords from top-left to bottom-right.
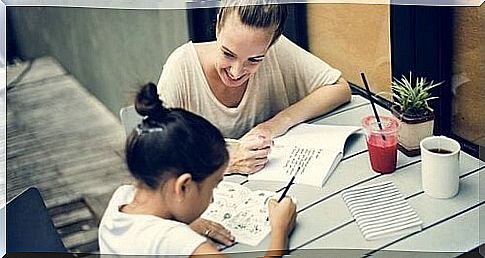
[[248, 119, 292, 140], [189, 218, 235, 246], [226, 133, 272, 175]]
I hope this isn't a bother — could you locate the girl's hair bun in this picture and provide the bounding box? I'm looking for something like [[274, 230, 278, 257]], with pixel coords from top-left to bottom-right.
[[135, 82, 169, 122]]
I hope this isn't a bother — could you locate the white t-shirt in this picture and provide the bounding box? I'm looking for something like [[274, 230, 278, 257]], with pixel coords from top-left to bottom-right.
[[98, 185, 206, 256], [157, 36, 342, 139]]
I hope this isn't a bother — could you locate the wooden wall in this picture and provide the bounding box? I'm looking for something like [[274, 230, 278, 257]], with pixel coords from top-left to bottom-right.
[[306, 3, 483, 148], [306, 3, 392, 98], [451, 6, 484, 148]]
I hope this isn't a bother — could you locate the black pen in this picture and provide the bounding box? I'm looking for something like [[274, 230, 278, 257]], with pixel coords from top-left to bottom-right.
[[277, 175, 296, 202]]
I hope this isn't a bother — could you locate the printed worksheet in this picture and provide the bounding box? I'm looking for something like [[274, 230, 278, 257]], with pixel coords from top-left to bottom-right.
[[201, 181, 277, 246]]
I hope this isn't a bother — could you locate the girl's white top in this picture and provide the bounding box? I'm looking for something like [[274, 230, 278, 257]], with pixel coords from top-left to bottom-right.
[[98, 185, 206, 256]]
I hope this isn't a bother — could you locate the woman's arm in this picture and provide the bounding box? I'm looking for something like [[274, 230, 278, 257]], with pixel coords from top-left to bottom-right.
[[251, 36, 351, 138], [251, 77, 351, 138], [226, 78, 350, 175], [226, 37, 351, 175]]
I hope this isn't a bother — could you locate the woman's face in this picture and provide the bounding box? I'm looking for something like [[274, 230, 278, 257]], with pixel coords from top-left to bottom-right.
[[215, 14, 273, 88]]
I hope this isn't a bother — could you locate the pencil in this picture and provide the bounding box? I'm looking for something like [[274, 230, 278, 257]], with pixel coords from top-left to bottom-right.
[[266, 175, 296, 222], [277, 175, 296, 202]]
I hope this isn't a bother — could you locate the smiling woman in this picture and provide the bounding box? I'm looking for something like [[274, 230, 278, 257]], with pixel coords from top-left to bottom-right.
[[157, 0, 351, 176]]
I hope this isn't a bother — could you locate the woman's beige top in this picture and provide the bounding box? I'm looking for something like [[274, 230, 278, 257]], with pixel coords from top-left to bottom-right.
[[157, 36, 342, 139]]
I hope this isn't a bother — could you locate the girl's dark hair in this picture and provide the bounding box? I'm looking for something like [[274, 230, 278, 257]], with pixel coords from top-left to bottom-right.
[[125, 82, 229, 189]]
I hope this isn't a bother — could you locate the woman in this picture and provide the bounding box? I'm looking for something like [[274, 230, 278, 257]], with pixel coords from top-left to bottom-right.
[[157, 0, 351, 175]]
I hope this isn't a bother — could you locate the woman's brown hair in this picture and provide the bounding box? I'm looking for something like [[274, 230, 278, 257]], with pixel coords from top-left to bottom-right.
[[217, 0, 288, 46]]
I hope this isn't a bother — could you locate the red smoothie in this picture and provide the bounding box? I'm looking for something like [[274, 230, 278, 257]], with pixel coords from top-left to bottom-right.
[[366, 134, 398, 173]]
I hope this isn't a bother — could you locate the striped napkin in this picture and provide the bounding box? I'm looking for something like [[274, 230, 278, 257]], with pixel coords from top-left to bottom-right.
[[342, 181, 423, 240]]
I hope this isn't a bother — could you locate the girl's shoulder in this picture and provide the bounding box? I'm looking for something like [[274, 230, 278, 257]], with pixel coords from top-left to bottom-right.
[[110, 185, 136, 205], [99, 207, 205, 255], [124, 217, 206, 255]]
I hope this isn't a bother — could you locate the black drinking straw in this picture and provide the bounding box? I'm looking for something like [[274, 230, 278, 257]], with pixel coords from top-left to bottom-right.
[[360, 73, 386, 141]]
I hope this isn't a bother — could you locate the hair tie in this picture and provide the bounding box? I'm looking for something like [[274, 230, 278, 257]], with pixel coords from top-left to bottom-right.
[[135, 124, 164, 135]]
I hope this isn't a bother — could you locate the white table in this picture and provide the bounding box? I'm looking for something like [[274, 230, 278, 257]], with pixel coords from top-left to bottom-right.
[[222, 95, 484, 257]]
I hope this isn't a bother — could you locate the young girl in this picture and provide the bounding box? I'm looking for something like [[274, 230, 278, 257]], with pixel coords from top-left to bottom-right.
[[98, 82, 297, 256]]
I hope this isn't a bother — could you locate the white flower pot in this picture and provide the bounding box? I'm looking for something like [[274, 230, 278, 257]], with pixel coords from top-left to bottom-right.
[[391, 106, 435, 156]]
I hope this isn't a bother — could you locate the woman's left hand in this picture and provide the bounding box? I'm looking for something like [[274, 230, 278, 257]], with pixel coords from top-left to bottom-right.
[[190, 218, 235, 246]]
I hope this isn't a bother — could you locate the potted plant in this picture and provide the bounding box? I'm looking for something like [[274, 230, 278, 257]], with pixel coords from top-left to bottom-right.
[[390, 72, 444, 156]]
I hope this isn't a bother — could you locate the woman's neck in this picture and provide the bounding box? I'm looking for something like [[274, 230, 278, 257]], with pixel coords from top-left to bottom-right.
[[209, 78, 248, 108]]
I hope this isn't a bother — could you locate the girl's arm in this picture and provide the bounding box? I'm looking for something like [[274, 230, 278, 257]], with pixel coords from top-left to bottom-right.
[[191, 242, 225, 257], [264, 197, 297, 257], [191, 197, 297, 258], [190, 218, 235, 246]]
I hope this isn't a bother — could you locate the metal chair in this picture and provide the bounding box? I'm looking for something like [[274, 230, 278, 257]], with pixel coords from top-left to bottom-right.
[[6, 187, 67, 253], [119, 105, 142, 136]]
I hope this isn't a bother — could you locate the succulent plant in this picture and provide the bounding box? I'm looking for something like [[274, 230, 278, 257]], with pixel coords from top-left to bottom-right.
[[391, 72, 444, 118]]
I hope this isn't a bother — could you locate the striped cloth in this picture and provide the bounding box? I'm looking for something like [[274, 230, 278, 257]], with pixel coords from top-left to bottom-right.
[[342, 181, 423, 240]]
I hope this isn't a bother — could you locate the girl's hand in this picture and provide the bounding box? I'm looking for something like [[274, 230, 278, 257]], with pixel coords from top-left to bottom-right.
[[189, 218, 235, 246], [226, 133, 272, 175], [268, 197, 297, 236]]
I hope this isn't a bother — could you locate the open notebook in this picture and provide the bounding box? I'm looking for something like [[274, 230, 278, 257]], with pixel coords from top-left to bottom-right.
[[342, 181, 423, 240], [248, 123, 361, 187], [201, 181, 277, 246]]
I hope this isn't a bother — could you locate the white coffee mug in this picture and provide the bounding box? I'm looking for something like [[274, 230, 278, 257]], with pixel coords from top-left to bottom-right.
[[420, 136, 461, 199]]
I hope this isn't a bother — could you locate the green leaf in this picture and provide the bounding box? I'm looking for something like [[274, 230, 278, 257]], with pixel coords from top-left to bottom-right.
[[390, 72, 444, 115]]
